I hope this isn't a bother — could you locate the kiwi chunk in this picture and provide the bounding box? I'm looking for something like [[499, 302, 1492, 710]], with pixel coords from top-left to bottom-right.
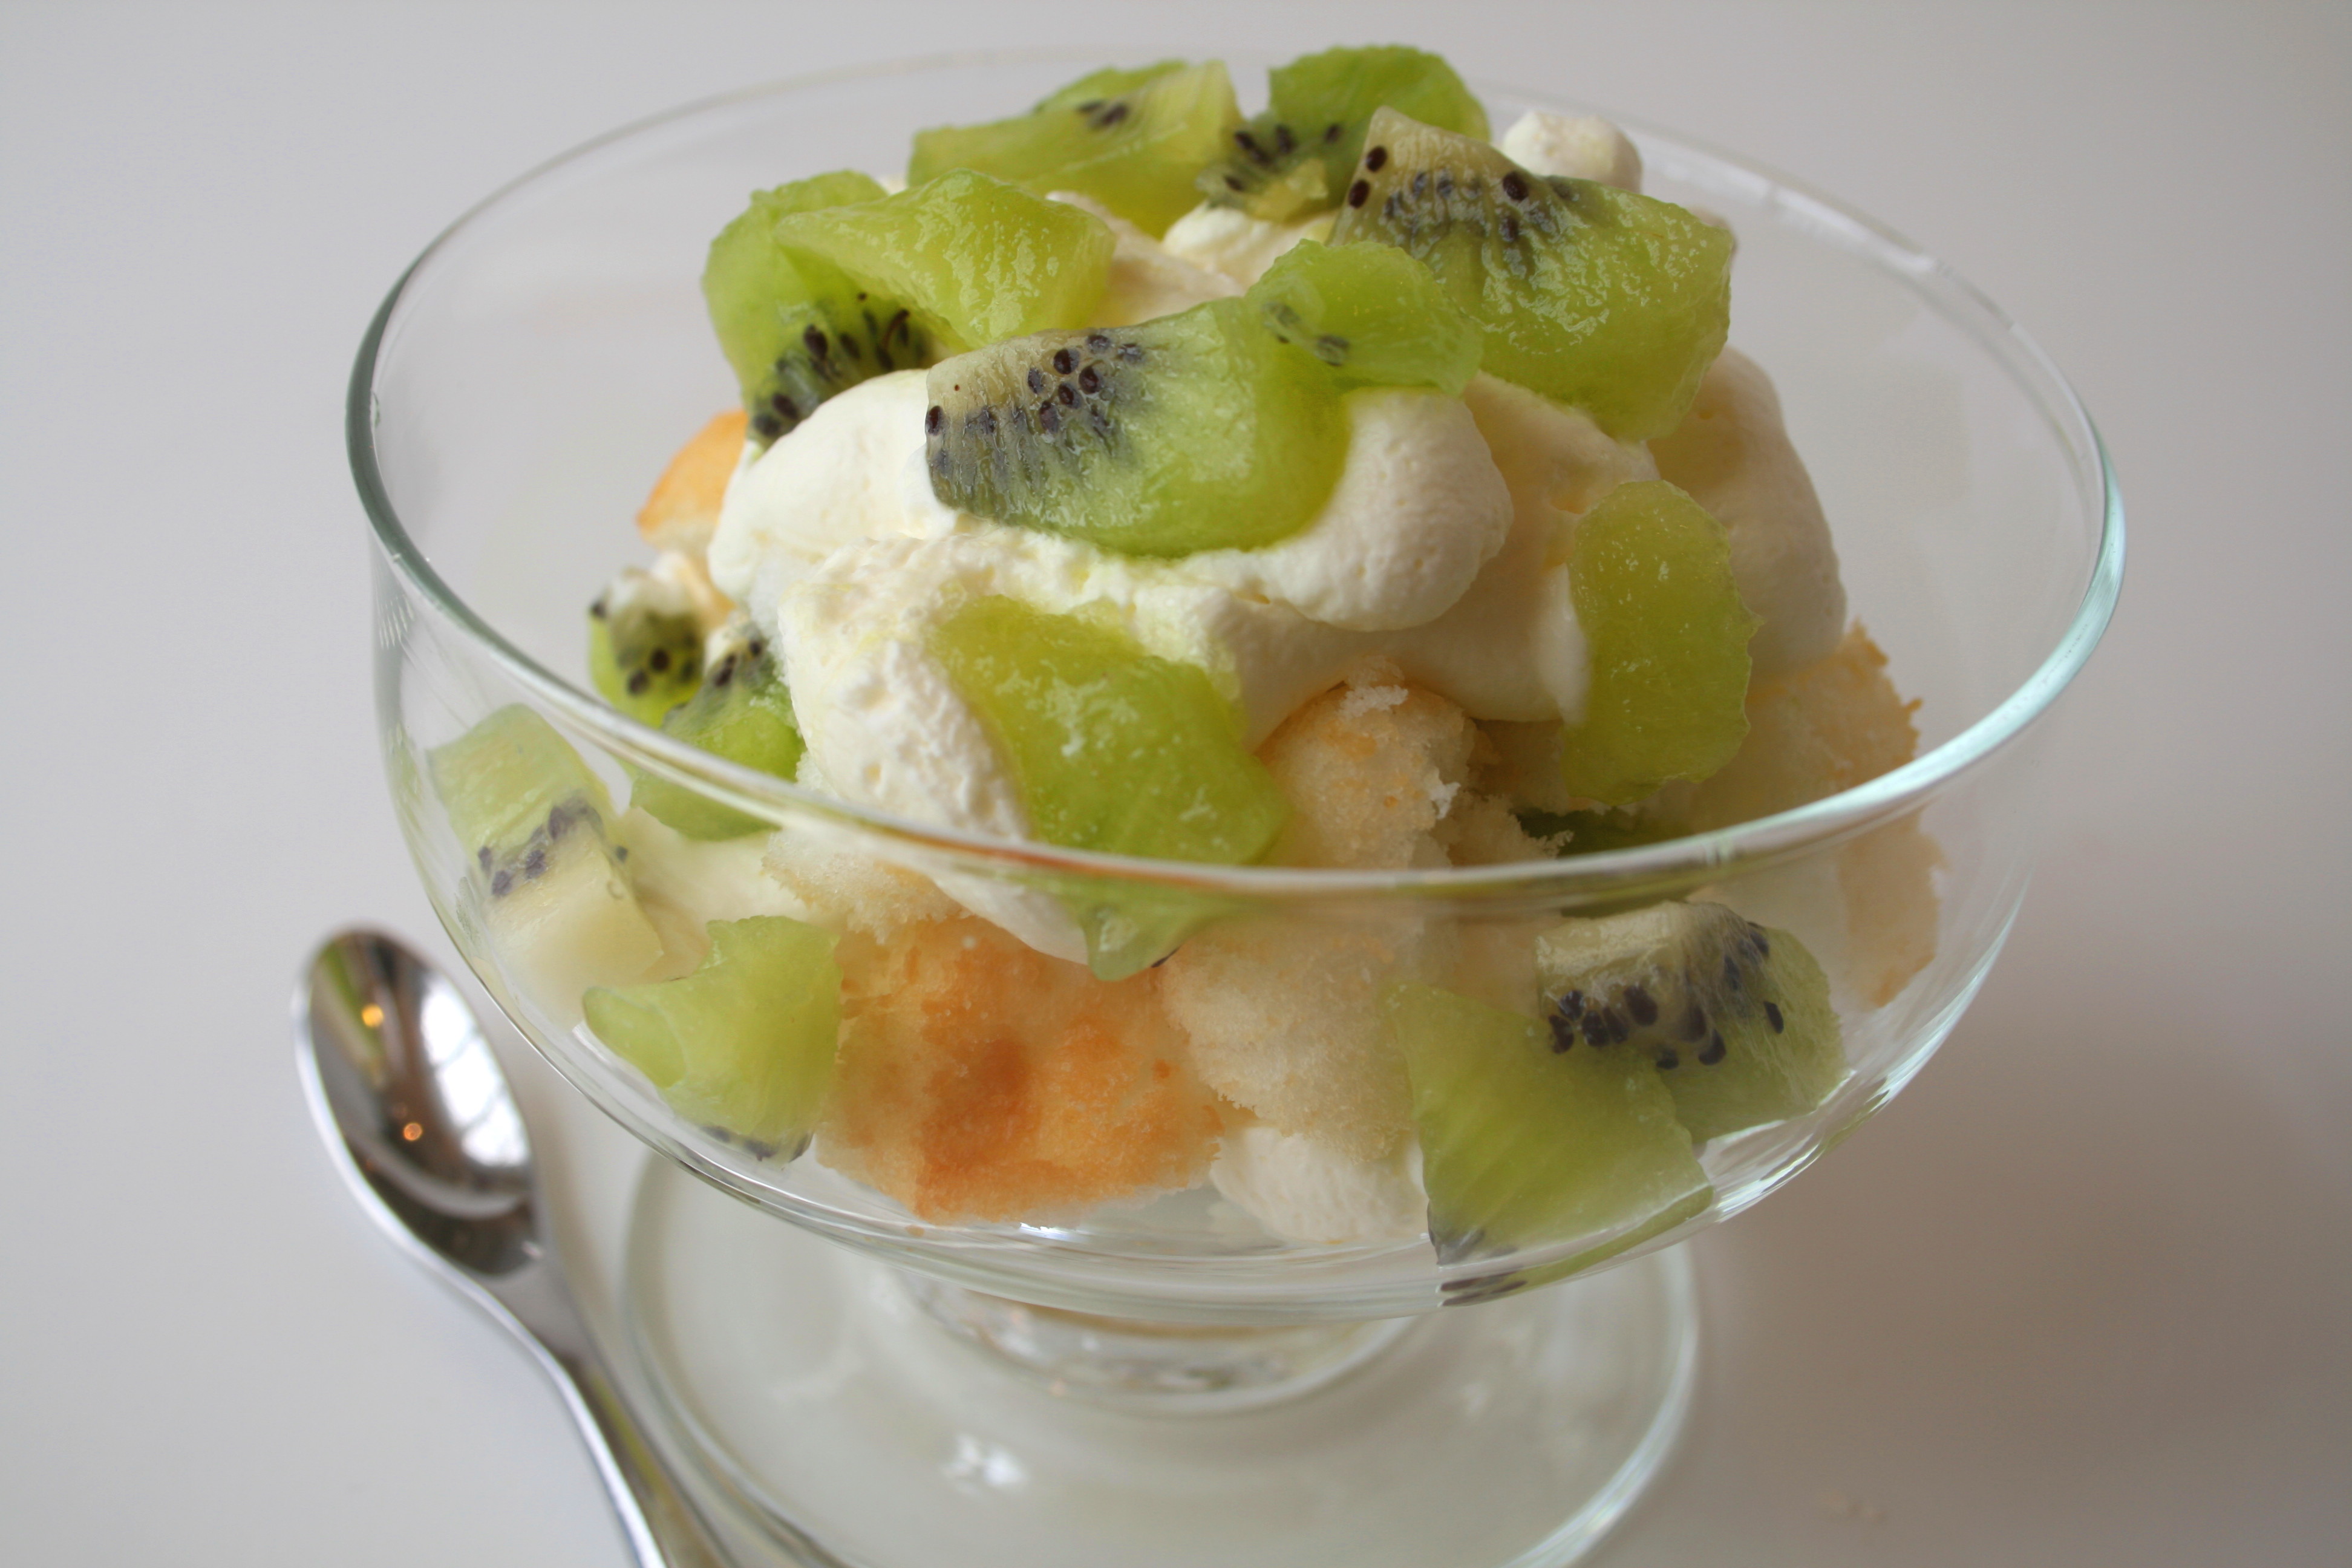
[[925, 300, 1346, 555], [583, 916, 841, 1158], [703, 171, 920, 448], [772, 171, 1114, 353], [1246, 241, 1481, 394], [1201, 45, 1488, 221], [929, 594, 1288, 868], [909, 60, 1241, 235], [630, 619, 804, 841], [1387, 981, 1711, 1272], [430, 707, 662, 1010], [1328, 108, 1733, 441], [587, 569, 702, 726], [1535, 901, 1843, 1143], [1563, 480, 1758, 805]]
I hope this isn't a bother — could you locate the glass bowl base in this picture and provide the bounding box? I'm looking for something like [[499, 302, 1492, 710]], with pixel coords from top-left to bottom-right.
[[624, 1157, 1699, 1568]]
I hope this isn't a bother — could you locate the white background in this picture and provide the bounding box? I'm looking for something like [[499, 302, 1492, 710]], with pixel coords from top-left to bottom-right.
[[2, 1, 2345, 1562]]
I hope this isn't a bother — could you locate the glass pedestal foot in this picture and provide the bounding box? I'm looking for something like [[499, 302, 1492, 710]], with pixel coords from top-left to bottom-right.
[[623, 1157, 1697, 1568]]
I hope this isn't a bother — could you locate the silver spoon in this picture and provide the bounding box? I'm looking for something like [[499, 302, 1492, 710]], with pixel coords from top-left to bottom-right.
[[296, 928, 733, 1568]]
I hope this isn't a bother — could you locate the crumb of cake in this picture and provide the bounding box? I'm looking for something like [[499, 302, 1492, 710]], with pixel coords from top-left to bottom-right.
[[1679, 626, 1918, 828], [819, 915, 1225, 1222], [1840, 812, 1943, 1005], [1682, 626, 1940, 1001], [762, 826, 958, 942], [1259, 661, 1477, 871], [638, 408, 747, 560], [1161, 918, 1425, 1161]]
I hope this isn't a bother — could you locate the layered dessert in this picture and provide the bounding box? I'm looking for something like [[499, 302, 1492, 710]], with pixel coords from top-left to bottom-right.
[[430, 48, 1939, 1285]]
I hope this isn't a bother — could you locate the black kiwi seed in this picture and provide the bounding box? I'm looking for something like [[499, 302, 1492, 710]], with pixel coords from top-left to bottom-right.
[[1681, 1005, 1708, 1042], [1079, 365, 1101, 393], [1323, 122, 1342, 143], [626, 670, 650, 695], [523, 846, 547, 880], [490, 869, 512, 897], [1314, 334, 1349, 365], [802, 325, 829, 359], [1347, 179, 1370, 207], [1038, 402, 1060, 433], [1624, 985, 1659, 1026], [1549, 1013, 1576, 1053], [1086, 332, 1112, 350], [1224, 174, 1246, 191], [1089, 102, 1130, 130], [1765, 1001, 1785, 1034], [969, 407, 997, 436], [1053, 347, 1079, 374], [1502, 171, 1529, 202], [1700, 1032, 1728, 1066], [771, 392, 800, 420], [1116, 342, 1145, 363], [710, 654, 738, 687], [647, 648, 670, 673], [925, 405, 943, 434], [589, 598, 608, 620], [1027, 367, 1047, 394], [1056, 382, 1076, 405], [1275, 123, 1295, 155], [1656, 1047, 1681, 1070], [1364, 144, 1389, 172], [477, 846, 493, 872]]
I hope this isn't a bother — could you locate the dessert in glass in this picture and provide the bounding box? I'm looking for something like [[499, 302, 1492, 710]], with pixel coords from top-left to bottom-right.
[[354, 48, 2122, 1568]]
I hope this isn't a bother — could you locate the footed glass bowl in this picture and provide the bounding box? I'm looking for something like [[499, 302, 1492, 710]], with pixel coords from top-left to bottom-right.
[[354, 51, 2120, 1568]]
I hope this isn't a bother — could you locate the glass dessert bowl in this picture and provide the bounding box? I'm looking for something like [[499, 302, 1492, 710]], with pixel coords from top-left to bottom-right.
[[354, 50, 2121, 1568]]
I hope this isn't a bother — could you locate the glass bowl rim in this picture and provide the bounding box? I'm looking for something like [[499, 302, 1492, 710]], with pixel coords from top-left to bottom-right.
[[349, 48, 2126, 901]]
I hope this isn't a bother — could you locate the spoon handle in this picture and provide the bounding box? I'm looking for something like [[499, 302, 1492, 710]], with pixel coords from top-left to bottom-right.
[[489, 1263, 736, 1568]]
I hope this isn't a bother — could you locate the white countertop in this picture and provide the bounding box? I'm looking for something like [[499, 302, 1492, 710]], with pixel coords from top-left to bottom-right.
[[2, 2, 2344, 1561]]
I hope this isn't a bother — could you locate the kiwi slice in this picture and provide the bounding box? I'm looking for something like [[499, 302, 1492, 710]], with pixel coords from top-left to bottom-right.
[[929, 594, 1288, 868], [924, 301, 1347, 556], [587, 568, 702, 726], [706, 171, 1112, 450], [630, 619, 804, 841], [909, 60, 1241, 236], [1387, 981, 1712, 1276], [583, 915, 841, 1158], [703, 171, 918, 448], [1563, 480, 1759, 805], [1200, 45, 1489, 221], [772, 171, 1114, 353], [1535, 901, 1843, 1143], [1328, 108, 1733, 441], [430, 707, 662, 1007], [1247, 241, 1481, 394]]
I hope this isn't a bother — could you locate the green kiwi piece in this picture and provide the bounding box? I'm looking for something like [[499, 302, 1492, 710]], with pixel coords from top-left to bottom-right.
[[1244, 241, 1482, 394], [1535, 900, 1843, 1143], [771, 171, 1114, 354], [702, 171, 924, 448], [924, 300, 1347, 556], [587, 569, 702, 726], [1200, 45, 1489, 221], [1328, 108, 1733, 441], [1387, 981, 1712, 1274], [1562, 480, 1758, 805], [630, 620, 804, 841], [929, 594, 1289, 871], [583, 916, 841, 1157], [909, 60, 1241, 235], [431, 705, 618, 889]]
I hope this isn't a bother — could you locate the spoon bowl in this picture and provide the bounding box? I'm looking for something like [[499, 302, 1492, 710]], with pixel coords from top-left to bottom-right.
[[297, 928, 734, 1568]]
